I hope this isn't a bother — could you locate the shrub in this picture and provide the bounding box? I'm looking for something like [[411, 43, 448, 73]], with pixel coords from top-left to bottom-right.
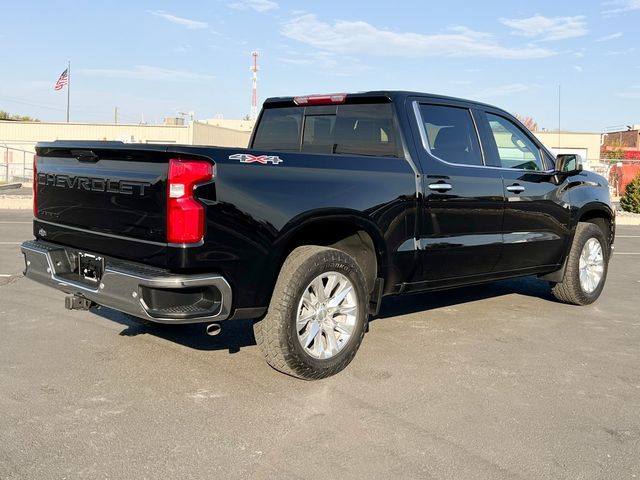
[[620, 175, 640, 214]]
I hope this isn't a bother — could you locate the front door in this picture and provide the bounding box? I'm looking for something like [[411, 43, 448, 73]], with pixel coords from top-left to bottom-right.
[[479, 111, 571, 272]]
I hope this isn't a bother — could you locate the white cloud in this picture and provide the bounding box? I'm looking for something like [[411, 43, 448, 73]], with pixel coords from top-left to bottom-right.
[[616, 91, 640, 99], [573, 65, 584, 73], [229, 0, 278, 12], [79, 66, 214, 82], [473, 83, 533, 98], [602, 0, 640, 15], [281, 15, 556, 59], [595, 32, 623, 42], [605, 47, 636, 56], [278, 51, 335, 67], [277, 51, 366, 76], [151, 11, 208, 29], [499, 14, 588, 41]]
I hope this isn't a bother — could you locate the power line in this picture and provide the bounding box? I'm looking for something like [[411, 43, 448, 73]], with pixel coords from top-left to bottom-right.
[[0, 95, 66, 111]]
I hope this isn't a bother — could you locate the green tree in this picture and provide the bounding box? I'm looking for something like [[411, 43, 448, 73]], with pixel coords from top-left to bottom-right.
[[0, 110, 40, 122], [620, 175, 640, 214], [601, 139, 626, 160]]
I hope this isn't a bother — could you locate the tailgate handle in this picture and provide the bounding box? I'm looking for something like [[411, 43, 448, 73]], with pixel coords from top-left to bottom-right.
[[71, 150, 100, 162]]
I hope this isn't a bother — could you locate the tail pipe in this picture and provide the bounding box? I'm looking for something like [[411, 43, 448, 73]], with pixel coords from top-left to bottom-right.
[[206, 323, 221, 336]]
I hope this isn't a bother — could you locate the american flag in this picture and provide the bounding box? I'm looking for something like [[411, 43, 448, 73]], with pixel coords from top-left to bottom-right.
[[54, 69, 68, 91]]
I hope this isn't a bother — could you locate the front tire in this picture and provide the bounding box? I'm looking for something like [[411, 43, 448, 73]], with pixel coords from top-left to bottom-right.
[[254, 246, 368, 380], [551, 222, 609, 305]]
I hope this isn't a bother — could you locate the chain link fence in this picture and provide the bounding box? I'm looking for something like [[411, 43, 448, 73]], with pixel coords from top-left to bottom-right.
[[587, 157, 640, 199], [1, 146, 35, 184]]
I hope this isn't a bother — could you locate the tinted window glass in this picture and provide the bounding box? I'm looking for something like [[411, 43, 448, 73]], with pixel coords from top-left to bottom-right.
[[486, 113, 543, 171], [255, 103, 400, 157], [333, 104, 400, 157], [252, 107, 302, 151], [302, 115, 337, 154], [419, 105, 483, 166]]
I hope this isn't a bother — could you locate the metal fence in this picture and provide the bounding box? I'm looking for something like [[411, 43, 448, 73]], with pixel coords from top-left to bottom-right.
[[1, 145, 34, 183], [602, 158, 640, 197], [589, 159, 611, 179]]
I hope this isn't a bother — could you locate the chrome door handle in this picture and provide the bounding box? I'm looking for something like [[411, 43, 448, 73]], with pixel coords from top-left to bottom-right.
[[506, 184, 525, 194], [428, 182, 452, 192]]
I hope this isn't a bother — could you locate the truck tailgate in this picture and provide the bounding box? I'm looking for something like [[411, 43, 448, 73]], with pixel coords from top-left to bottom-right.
[[34, 142, 180, 267]]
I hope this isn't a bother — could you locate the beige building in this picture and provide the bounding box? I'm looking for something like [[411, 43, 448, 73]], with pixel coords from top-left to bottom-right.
[[203, 118, 256, 132], [1, 120, 252, 182], [533, 131, 603, 170]]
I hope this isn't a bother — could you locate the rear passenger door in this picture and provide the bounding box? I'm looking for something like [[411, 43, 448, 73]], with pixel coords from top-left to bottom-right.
[[411, 101, 505, 284], [477, 110, 571, 272]]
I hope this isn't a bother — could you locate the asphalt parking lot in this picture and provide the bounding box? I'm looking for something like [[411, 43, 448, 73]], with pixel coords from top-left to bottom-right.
[[1, 209, 639, 480]]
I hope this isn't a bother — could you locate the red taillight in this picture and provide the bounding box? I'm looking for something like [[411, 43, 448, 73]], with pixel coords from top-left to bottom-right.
[[167, 158, 213, 244], [293, 93, 347, 106], [33, 155, 37, 217]]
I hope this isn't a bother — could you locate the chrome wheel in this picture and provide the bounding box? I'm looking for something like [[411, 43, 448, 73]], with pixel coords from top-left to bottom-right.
[[579, 238, 604, 294], [296, 271, 358, 360]]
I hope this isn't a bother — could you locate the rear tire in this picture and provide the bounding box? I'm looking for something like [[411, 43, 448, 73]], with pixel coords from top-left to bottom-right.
[[254, 246, 368, 380], [551, 222, 609, 305]]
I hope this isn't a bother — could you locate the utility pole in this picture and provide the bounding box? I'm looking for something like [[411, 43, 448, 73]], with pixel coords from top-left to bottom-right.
[[66, 60, 71, 123], [250, 51, 259, 121], [557, 84, 561, 149], [114, 107, 118, 125]]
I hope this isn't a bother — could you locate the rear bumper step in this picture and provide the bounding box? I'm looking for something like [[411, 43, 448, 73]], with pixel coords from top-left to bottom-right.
[[21, 240, 232, 324]]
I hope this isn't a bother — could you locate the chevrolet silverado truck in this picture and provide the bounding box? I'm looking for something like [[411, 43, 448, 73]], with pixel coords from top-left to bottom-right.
[[21, 91, 615, 379]]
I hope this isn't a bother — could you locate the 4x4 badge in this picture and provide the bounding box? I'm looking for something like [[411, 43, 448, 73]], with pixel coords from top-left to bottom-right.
[[229, 153, 283, 165]]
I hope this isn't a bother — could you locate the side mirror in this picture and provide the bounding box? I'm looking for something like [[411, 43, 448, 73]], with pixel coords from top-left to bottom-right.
[[556, 154, 583, 174]]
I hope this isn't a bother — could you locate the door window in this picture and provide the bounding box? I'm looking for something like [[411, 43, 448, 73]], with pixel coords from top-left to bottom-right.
[[486, 113, 544, 171], [419, 104, 484, 166]]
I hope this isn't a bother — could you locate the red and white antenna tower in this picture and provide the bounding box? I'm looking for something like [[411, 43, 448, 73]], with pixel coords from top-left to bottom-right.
[[250, 51, 259, 121]]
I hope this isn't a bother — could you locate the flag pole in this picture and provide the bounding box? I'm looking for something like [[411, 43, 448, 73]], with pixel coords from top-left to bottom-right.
[[66, 60, 71, 123]]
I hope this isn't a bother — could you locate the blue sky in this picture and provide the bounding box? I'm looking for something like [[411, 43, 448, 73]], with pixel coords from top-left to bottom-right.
[[2, 0, 640, 130]]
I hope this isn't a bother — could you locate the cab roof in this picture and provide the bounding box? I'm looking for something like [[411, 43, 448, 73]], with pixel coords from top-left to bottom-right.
[[262, 90, 504, 112]]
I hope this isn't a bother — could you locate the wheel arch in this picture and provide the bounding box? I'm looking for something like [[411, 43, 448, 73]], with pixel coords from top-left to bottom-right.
[[275, 211, 389, 289], [576, 202, 615, 248], [252, 210, 390, 312]]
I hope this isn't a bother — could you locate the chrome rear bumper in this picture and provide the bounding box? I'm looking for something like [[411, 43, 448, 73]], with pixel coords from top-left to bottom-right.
[[21, 240, 232, 324]]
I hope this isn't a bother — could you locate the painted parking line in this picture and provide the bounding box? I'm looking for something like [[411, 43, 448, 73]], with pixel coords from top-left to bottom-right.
[[0, 221, 32, 224], [0, 274, 13, 277], [614, 252, 640, 255], [0, 242, 22, 245], [617, 235, 640, 238]]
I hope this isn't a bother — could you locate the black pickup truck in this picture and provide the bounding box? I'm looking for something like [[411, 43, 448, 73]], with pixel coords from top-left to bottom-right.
[[22, 91, 615, 379]]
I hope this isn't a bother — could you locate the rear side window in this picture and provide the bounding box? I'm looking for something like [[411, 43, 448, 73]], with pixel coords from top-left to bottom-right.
[[252, 107, 302, 151], [254, 103, 401, 157], [332, 104, 400, 157], [419, 104, 483, 166]]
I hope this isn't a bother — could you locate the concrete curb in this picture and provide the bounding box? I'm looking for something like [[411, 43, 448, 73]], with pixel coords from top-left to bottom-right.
[[616, 216, 640, 226], [0, 183, 23, 191], [0, 196, 32, 210]]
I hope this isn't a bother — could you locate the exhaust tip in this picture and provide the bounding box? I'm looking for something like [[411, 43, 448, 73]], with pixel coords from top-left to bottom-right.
[[206, 323, 222, 336]]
